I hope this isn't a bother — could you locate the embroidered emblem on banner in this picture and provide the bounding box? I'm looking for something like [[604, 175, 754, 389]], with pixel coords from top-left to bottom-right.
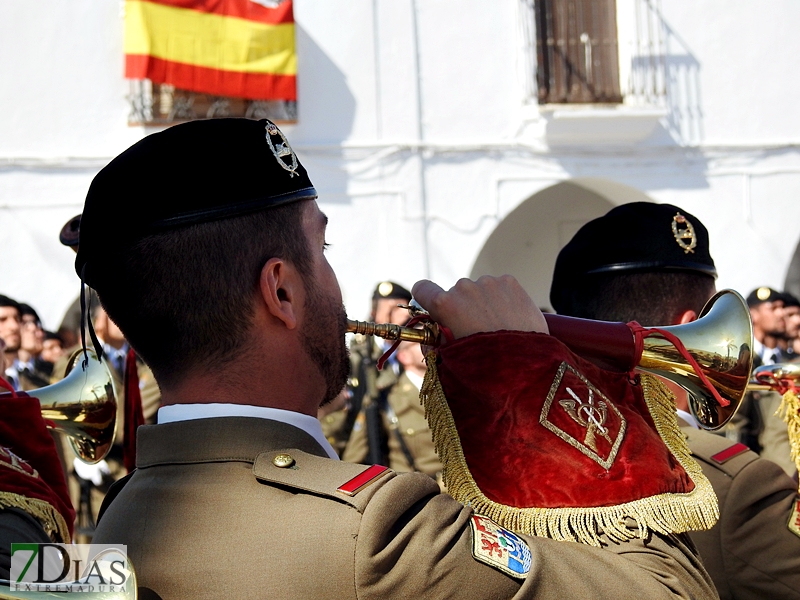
[[0, 446, 38, 478], [671, 213, 697, 254], [265, 121, 299, 177], [789, 498, 800, 539], [470, 514, 531, 579], [540, 362, 627, 470]]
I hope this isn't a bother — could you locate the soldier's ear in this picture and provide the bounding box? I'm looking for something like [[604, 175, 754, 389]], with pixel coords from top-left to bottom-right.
[[259, 258, 299, 330], [676, 309, 698, 325]]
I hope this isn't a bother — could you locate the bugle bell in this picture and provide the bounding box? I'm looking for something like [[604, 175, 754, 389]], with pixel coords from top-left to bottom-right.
[[0, 350, 117, 464], [347, 289, 754, 431]]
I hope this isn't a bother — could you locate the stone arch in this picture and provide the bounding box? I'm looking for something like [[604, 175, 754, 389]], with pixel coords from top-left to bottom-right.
[[469, 178, 654, 311]]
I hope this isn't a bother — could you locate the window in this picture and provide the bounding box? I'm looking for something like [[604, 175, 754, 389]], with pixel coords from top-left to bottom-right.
[[535, 0, 622, 104]]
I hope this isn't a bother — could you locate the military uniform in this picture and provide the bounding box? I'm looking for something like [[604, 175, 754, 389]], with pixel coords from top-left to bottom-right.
[[343, 370, 443, 479], [680, 418, 800, 599], [80, 120, 717, 599], [319, 333, 388, 457], [94, 416, 715, 600], [548, 202, 800, 598]]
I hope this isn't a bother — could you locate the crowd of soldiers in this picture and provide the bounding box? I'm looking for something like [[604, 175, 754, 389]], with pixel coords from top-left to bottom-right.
[[0, 118, 797, 599]]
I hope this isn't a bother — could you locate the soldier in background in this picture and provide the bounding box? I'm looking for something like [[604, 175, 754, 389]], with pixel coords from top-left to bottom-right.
[[40, 330, 65, 365], [15, 303, 52, 389], [321, 281, 412, 459], [550, 202, 800, 599], [780, 292, 800, 360], [343, 340, 443, 486], [0, 295, 22, 390], [748, 287, 787, 365]]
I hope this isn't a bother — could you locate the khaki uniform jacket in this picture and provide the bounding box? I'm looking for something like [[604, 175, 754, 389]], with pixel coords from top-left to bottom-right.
[[94, 416, 717, 600], [342, 372, 443, 477], [681, 420, 800, 599]]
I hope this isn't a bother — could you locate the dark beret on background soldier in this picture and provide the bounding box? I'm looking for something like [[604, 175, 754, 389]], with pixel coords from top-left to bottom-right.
[[550, 201, 800, 599]]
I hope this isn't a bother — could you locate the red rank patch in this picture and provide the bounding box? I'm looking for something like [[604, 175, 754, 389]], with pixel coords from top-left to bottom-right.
[[710, 443, 749, 465], [540, 362, 627, 470], [337, 464, 389, 496]]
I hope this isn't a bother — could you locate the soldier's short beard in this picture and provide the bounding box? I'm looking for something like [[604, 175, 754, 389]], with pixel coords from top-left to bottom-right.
[[300, 278, 350, 407]]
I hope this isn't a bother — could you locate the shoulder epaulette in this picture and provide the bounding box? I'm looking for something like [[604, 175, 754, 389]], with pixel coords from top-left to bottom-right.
[[252, 450, 394, 512]]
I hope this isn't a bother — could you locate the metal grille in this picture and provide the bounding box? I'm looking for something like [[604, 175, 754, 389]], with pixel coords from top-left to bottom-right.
[[535, 0, 622, 104], [127, 81, 297, 125]]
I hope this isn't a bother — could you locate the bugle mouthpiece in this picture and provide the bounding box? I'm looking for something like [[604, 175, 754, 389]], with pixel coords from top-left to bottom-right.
[[346, 319, 439, 346]]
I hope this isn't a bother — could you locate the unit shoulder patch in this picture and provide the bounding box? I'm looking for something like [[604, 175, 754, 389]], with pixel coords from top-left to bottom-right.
[[789, 498, 800, 539], [470, 514, 531, 579]]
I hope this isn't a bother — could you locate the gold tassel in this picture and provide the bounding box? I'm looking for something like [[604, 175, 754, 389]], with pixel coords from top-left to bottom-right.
[[420, 353, 718, 547], [0, 492, 71, 543], [776, 389, 800, 491]]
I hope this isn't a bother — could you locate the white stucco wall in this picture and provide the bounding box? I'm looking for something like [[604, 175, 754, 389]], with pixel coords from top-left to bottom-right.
[[1, 0, 799, 328]]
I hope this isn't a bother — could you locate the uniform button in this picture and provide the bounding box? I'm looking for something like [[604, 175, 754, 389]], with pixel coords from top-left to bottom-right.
[[406, 428, 415, 436], [273, 454, 295, 468]]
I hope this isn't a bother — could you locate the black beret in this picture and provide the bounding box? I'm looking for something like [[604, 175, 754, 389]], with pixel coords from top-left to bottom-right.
[[372, 281, 412, 301], [76, 118, 316, 285], [746, 287, 783, 307], [780, 292, 800, 308], [550, 202, 716, 313], [59, 214, 81, 248]]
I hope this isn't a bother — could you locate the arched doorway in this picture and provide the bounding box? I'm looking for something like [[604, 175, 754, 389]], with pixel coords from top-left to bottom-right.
[[784, 241, 800, 300], [470, 179, 653, 310]]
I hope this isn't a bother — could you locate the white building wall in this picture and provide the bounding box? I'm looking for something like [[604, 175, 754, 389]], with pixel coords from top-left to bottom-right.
[[1, 0, 799, 327]]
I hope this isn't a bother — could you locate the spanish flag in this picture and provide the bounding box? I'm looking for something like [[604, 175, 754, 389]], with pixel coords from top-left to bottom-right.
[[124, 0, 297, 101]]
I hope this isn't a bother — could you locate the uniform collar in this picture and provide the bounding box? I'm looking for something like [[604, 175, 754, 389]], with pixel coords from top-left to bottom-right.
[[136, 416, 336, 468], [157, 403, 338, 459]]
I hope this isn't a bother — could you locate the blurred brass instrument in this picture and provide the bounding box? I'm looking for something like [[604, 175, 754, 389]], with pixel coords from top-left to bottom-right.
[[348, 290, 753, 431], [749, 362, 800, 392], [0, 350, 117, 464]]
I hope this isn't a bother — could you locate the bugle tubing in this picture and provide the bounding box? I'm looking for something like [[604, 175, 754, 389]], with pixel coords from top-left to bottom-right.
[[346, 319, 439, 346], [347, 289, 753, 431]]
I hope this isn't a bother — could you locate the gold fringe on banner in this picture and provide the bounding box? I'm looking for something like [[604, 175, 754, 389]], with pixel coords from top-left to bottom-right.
[[776, 389, 800, 489], [0, 491, 71, 543], [420, 353, 718, 547]]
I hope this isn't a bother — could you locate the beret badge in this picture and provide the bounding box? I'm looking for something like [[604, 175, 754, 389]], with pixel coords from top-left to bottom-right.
[[265, 121, 299, 178], [671, 212, 697, 254], [757, 287, 773, 301]]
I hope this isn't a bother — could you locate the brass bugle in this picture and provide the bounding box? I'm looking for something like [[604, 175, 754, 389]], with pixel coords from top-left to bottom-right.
[[747, 362, 800, 392], [349, 289, 753, 431], [0, 349, 117, 464], [346, 319, 439, 346]]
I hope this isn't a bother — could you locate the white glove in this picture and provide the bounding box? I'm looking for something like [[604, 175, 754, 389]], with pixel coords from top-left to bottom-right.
[[73, 458, 111, 486]]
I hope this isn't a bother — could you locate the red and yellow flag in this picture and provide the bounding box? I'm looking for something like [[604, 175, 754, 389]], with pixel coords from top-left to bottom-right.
[[124, 0, 296, 101]]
